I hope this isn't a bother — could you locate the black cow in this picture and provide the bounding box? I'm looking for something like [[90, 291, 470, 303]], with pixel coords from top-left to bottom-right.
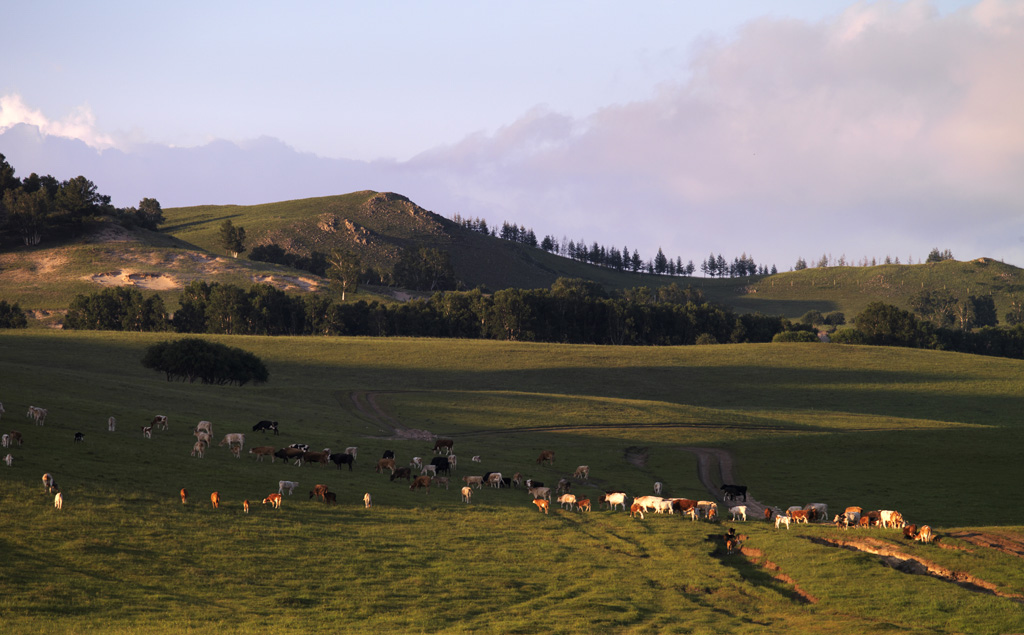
[[429, 456, 450, 475], [720, 484, 747, 502], [382, 449, 395, 460], [253, 420, 279, 435], [390, 467, 412, 482], [329, 452, 354, 471], [74, 432, 84, 443]]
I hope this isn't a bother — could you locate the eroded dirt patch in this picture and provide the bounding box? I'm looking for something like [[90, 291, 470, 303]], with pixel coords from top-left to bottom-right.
[[948, 531, 1024, 559], [805, 535, 1024, 603], [738, 546, 818, 604], [251, 274, 321, 292], [88, 270, 180, 290]]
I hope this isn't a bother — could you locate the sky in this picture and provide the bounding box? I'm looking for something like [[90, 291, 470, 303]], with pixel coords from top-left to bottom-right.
[[2, 0, 1022, 271]]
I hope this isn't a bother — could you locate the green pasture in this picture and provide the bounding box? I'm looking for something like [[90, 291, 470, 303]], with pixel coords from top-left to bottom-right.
[[1, 332, 1024, 633]]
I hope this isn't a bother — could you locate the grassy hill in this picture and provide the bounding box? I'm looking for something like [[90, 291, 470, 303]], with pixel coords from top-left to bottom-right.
[[2, 190, 1024, 327], [2, 332, 1024, 633]]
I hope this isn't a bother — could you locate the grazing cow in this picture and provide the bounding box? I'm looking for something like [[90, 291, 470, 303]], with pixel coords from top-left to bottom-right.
[[671, 498, 698, 518], [421, 464, 438, 477], [463, 475, 484, 489], [865, 510, 882, 527], [434, 476, 450, 490], [151, 415, 168, 431], [382, 450, 395, 460], [107, 417, 116, 432], [903, 524, 919, 540], [210, 492, 220, 509], [179, 488, 189, 504], [804, 503, 828, 523], [573, 465, 590, 480], [323, 491, 337, 504], [243, 500, 250, 514], [859, 516, 873, 528], [447, 455, 458, 472], [375, 458, 397, 474], [345, 446, 358, 460], [845, 511, 862, 526], [1, 433, 8, 448], [577, 498, 591, 512], [4, 453, 13, 466], [601, 492, 628, 511], [300, 451, 330, 467], [653, 499, 674, 514], [525, 479, 544, 489], [536, 450, 555, 466], [411, 456, 423, 469], [775, 515, 792, 530], [880, 510, 905, 529], [249, 446, 275, 461], [533, 499, 549, 514], [191, 441, 205, 458], [410, 475, 432, 493], [630, 503, 645, 519], [512, 473, 523, 488], [363, 492, 372, 508], [729, 506, 748, 522], [278, 480, 299, 495], [194, 431, 212, 447], [788, 509, 811, 524], [654, 482, 664, 496], [429, 457, 451, 475], [558, 494, 577, 510], [845, 506, 863, 516], [433, 438, 454, 455], [528, 486, 552, 501], [42, 473, 56, 493], [195, 421, 213, 436], [633, 496, 665, 513], [252, 420, 279, 435], [263, 493, 283, 509], [391, 467, 413, 482], [707, 506, 718, 522], [274, 447, 305, 464], [141, 426, 152, 439], [461, 486, 473, 503], [288, 443, 310, 453], [556, 478, 571, 494], [488, 472, 504, 489], [329, 452, 355, 471], [9, 431, 21, 446], [74, 432, 84, 443], [697, 500, 719, 519], [720, 484, 747, 502], [27, 406, 47, 426], [310, 484, 329, 501], [219, 433, 245, 451], [915, 525, 934, 543], [230, 445, 242, 459], [471, 455, 481, 463], [54, 492, 63, 510], [723, 528, 741, 554], [833, 514, 850, 530]]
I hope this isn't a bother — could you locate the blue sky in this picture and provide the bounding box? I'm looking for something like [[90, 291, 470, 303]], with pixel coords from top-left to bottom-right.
[[2, 0, 1021, 270]]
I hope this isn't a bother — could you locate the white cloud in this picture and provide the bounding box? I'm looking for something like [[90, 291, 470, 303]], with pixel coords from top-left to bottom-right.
[[0, 94, 115, 150]]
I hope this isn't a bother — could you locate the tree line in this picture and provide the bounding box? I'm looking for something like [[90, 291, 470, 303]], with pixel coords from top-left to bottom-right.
[[451, 212, 776, 278], [63, 278, 818, 345]]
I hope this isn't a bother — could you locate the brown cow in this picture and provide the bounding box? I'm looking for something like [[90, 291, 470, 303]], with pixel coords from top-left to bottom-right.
[[376, 458, 396, 474], [210, 491, 220, 509], [630, 502, 645, 519], [536, 450, 555, 466], [180, 488, 188, 504], [310, 484, 329, 501], [410, 475, 432, 492], [787, 509, 811, 523], [915, 525, 934, 543], [533, 499, 549, 514], [263, 493, 283, 509], [249, 446, 276, 462], [577, 498, 591, 512], [433, 438, 454, 455]]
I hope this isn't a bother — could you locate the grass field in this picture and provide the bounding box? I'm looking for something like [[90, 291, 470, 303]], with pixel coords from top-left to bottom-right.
[[2, 332, 1024, 633]]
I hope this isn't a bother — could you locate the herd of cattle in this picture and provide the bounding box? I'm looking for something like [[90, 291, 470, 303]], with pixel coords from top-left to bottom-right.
[[4, 401, 933, 543]]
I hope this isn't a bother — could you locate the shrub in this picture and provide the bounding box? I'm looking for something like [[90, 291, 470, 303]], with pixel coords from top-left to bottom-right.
[[0, 299, 28, 328], [141, 338, 269, 386], [772, 330, 819, 343]]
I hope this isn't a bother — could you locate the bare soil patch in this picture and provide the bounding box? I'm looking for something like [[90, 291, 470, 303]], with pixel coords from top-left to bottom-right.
[[251, 274, 321, 292], [88, 270, 180, 290], [948, 531, 1024, 559]]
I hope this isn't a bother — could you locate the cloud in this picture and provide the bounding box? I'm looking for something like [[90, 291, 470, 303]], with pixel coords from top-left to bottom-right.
[[2, 1, 1023, 267], [0, 94, 116, 150]]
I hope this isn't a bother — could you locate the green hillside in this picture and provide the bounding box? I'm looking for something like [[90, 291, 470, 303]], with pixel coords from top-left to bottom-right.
[[2, 190, 1024, 328], [2, 332, 1024, 633]]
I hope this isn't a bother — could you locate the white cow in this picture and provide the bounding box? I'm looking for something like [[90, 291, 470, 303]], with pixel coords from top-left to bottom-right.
[[410, 457, 423, 469], [1, 433, 8, 448], [573, 465, 590, 480], [653, 482, 663, 496], [195, 421, 213, 436], [421, 464, 438, 477], [278, 480, 299, 495], [3, 453, 12, 466], [487, 472, 503, 488], [219, 433, 245, 451], [345, 446, 358, 460], [775, 515, 791, 530], [461, 486, 473, 503], [729, 506, 748, 521], [602, 492, 628, 511], [880, 510, 905, 529], [107, 416, 116, 432], [27, 406, 47, 426], [633, 495, 665, 513], [191, 441, 205, 458], [363, 492, 372, 508], [557, 493, 577, 510], [54, 492, 63, 510]]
